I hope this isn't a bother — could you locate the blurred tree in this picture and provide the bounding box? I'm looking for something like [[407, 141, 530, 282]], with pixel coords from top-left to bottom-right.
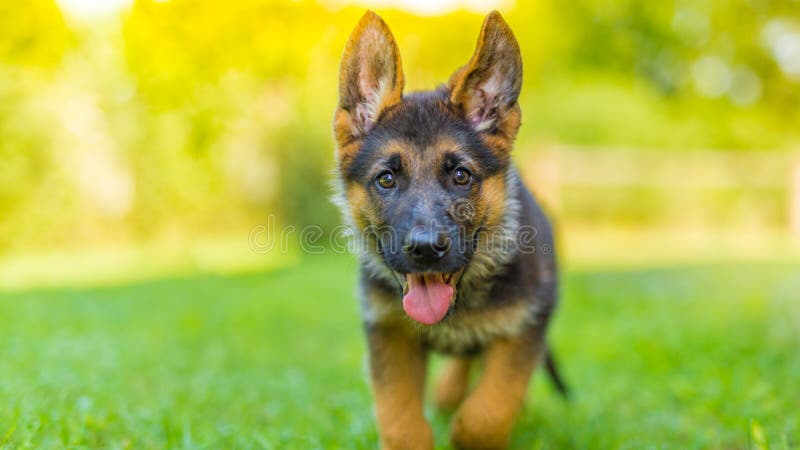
[[0, 0, 798, 254], [0, 0, 74, 67], [0, 1, 76, 251]]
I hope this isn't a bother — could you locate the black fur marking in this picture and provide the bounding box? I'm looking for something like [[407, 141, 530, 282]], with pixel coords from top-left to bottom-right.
[[345, 89, 503, 183], [385, 153, 402, 172]]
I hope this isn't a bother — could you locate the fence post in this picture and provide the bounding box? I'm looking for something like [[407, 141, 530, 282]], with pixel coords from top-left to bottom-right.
[[522, 146, 560, 213], [791, 157, 800, 237]]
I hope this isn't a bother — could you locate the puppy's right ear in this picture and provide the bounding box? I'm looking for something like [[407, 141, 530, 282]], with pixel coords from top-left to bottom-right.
[[334, 11, 404, 159], [448, 11, 522, 156]]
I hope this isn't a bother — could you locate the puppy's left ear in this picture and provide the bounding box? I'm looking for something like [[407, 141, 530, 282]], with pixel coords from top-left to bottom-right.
[[334, 11, 404, 158], [449, 11, 522, 153]]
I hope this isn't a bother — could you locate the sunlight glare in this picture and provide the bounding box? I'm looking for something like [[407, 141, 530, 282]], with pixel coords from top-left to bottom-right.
[[329, 0, 513, 16], [56, 0, 135, 19]]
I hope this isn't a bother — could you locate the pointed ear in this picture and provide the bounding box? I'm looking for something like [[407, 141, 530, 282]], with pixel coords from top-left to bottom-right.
[[449, 11, 522, 150], [334, 11, 404, 148]]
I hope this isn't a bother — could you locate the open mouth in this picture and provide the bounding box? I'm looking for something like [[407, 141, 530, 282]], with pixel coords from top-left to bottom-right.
[[401, 270, 464, 325]]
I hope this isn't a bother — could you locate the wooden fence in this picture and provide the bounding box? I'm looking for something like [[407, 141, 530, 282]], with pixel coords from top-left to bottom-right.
[[518, 146, 800, 234]]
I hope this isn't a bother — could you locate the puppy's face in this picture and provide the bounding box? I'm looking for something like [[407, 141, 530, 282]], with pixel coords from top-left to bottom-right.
[[334, 11, 523, 325]]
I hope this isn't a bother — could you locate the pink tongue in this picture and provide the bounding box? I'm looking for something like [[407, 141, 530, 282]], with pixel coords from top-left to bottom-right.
[[402, 274, 453, 325]]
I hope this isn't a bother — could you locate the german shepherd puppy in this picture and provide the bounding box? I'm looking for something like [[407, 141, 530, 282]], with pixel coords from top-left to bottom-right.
[[333, 11, 563, 450]]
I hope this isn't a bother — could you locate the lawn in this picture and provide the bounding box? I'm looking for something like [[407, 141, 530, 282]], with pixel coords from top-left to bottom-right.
[[0, 252, 798, 449]]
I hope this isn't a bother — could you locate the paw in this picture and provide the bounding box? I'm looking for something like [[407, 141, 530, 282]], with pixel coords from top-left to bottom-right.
[[381, 419, 434, 450], [450, 397, 513, 450], [435, 381, 467, 412]]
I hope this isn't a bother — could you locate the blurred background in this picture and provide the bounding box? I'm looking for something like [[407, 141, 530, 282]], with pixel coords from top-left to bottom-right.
[[1, 0, 799, 448], [2, 0, 800, 284]]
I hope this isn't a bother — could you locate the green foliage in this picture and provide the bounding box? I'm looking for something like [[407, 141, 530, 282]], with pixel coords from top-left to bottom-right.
[[0, 255, 797, 448], [0, 2, 75, 251], [0, 0, 74, 68], [1, 0, 800, 253]]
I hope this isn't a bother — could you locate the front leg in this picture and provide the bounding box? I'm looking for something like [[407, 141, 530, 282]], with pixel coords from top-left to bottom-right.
[[450, 327, 542, 450], [366, 324, 433, 450]]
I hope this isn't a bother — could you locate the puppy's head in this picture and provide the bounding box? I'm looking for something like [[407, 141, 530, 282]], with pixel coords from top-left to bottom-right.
[[334, 11, 523, 325]]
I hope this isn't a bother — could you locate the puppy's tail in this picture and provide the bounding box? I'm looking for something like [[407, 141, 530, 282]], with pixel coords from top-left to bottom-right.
[[544, 345, 570, 399]]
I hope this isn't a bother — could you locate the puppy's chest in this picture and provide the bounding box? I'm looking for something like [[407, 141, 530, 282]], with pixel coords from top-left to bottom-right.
[[363, 284, 534, 355], [419, 295, 533, 354]]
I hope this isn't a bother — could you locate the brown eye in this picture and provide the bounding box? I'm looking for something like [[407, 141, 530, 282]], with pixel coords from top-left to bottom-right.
[[377, 171, 396, 189], [453, 168, 471, 185]]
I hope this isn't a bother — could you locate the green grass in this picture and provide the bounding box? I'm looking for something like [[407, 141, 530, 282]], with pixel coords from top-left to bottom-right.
[[0, 254, 798, 449]]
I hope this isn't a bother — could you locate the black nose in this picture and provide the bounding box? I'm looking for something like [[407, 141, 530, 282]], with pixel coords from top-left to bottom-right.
[[404, 229, 449, 265]]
